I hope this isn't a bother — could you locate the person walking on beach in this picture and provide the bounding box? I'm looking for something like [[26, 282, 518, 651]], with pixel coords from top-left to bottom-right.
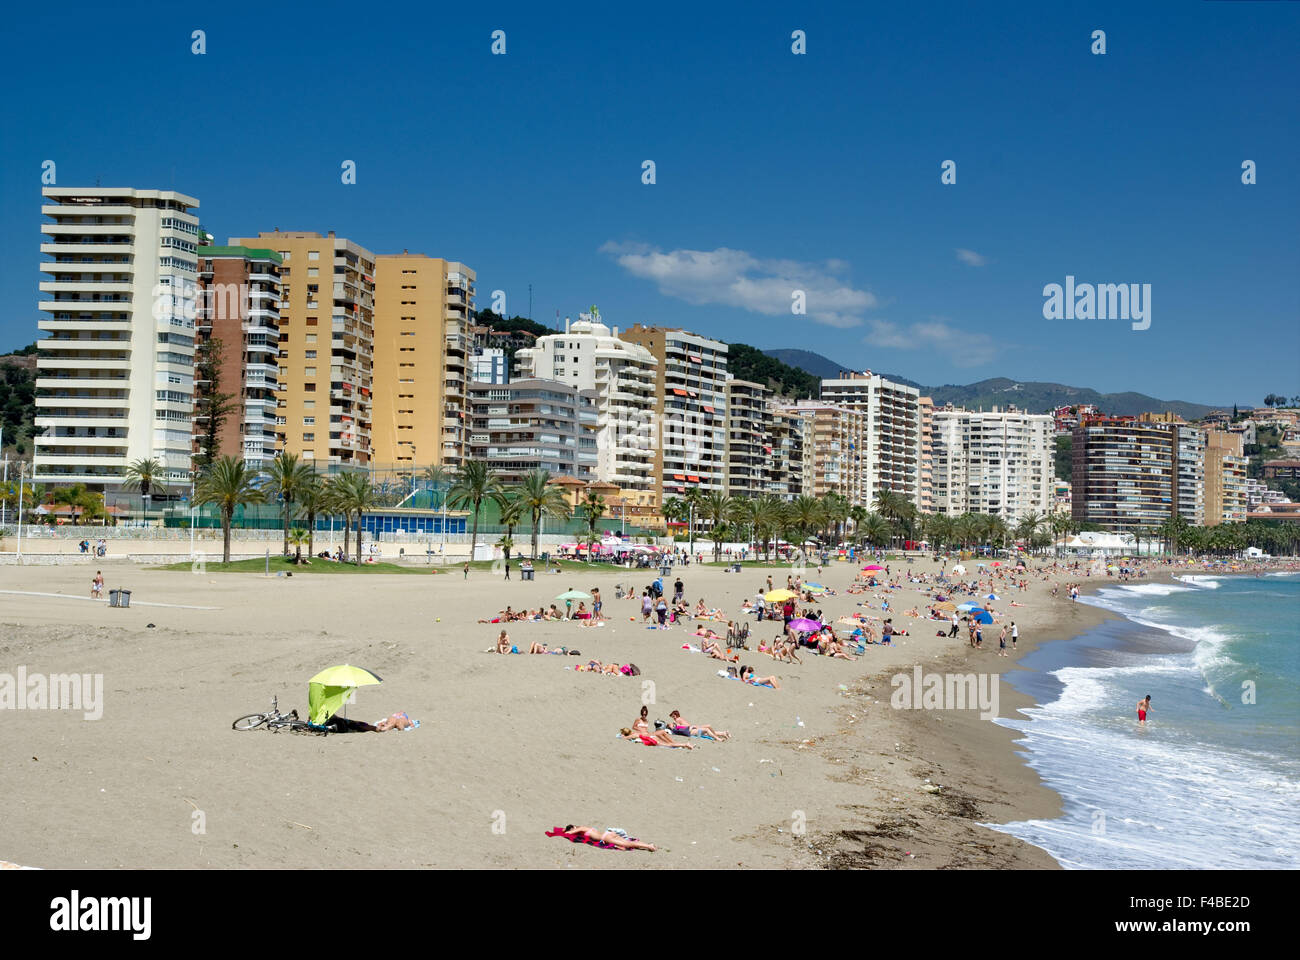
[[592, 587, 602, 621], [949, 611, 959, 637], [91, 571, 104, 600], [504, 560, 511, 581], [1137, 695, 1151, 726], [463, 562, 470, 580], [1011, 621, 1018, 650]]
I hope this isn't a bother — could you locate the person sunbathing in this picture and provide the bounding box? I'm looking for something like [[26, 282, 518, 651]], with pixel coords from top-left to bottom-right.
[[528, 641, 559, 654], [374, 711, 415, 731], [668, 709, 730, 741], [629, 708, 694, 748], [823, 639, 857, 661], [738, 665, 780, 689], [563, 825, 656, 852], [700, 637, 731, 660]]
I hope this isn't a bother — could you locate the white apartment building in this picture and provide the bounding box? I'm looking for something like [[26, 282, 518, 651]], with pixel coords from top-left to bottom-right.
[[35, 187, 201, 489], [820, 371, 922, 508], [514, 314, 658, 492], [930, 405, 1054, 523]]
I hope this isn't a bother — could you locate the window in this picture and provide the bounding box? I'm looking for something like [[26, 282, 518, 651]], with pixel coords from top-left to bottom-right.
[[303, 400, 315, 410], [308, 251, 320, 261], [307, 268, 318, 277], [305, 334, 316, 344], [305, 350, 316, 359], [304, 383, 316, 392], [303, 417, 315, 425], [304, 367, 316, 377], [302, 433, 315, 441], [279, 251, 290, 261], [306, 317, 317, 326]]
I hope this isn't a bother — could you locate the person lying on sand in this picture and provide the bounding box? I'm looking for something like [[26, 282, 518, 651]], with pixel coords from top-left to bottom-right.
[[563, 825, 656, 852], [374, 711, 416, 731], [668, 709, 730, 741], [700, 637, 733, 661], [738, 665, 780, 689]]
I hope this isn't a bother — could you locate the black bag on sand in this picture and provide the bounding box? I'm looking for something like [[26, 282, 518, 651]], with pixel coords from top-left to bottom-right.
[[568, 649, 580, 656], [626, 663, 641, 676]]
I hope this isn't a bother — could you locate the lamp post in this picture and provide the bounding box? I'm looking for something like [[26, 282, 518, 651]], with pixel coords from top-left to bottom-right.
[[16, 460, 26, 561]]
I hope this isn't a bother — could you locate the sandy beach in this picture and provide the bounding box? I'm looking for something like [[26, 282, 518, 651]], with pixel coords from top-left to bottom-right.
[[0, 554, 1134, 869]]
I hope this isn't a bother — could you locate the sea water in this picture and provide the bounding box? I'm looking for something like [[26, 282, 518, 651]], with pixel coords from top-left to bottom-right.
[[987, 573, 1300, 869]]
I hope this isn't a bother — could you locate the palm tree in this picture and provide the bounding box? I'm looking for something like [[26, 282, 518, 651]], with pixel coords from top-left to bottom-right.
[[682, 488, 706, 556], [820, 492, 849, 544], [580, 489, 606, 559], [332, 471, 381, 565], [514, 469, 569, 560], [492, 491, 525, 563], [701, 490, 732, 562], [265, 452, 314, 557], [447, 460, 501, 564], [194, 456, 265, 562], [1016, 512, 1043, 555], [859, 512, 894, 550], [295, 476, 329, 558], [288, 527, 310, 564], [122, 456, 165, 525], [791, 495, 824, 549], [661, 496, 686, 540], [423, 464, 452, 508]]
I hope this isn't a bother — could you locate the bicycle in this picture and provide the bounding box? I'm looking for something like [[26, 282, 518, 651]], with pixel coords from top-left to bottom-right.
[[231, 695, 318, 733]]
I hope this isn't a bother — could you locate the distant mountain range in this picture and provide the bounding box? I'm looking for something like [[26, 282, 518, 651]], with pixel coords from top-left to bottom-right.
[[762, 349, 1221, 420]]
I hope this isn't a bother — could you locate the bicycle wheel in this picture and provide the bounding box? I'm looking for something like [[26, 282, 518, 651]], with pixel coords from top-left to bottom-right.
[[232, 713, 268, 731]]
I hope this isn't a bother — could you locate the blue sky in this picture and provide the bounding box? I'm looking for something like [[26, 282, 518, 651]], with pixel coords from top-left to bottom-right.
[[2, 0, 1296, 406]]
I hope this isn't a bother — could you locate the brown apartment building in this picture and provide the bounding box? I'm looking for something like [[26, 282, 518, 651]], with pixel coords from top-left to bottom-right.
[[194, 246, 283, 470], [371, 254, 475, 470], [229, 231, 376, 469]]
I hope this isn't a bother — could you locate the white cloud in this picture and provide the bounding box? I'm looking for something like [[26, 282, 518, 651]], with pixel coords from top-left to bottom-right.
[[864, 317, 999, 368], [955, 248, 988, 267], [601, 242, 876, 328]]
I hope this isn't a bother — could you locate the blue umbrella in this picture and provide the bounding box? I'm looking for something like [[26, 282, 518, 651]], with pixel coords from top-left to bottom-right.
[[972, 610, 994, 624], [956, 601, 982, 612], [986, 594, 999, 600]]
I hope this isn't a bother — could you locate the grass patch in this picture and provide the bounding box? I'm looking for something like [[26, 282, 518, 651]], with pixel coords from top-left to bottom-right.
[[154, 556, 435, 575]]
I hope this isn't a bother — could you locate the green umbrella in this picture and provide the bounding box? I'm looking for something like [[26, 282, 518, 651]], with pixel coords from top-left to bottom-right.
[[555, 589, 591, 601], [308, 664, 383, 725]]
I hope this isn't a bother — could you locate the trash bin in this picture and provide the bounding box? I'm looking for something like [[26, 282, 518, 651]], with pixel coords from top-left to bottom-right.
[[732, 563, 742, 573], [108, 589, 131, 608], [521, 568, 535, 581], [660, 563, 672, 576]]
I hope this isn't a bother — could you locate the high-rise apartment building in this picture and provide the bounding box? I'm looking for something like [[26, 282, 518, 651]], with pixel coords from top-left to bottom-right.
[[620, 324, 729, 503], [918, 396, 934, 514], [1203, 430, 1248, 526], [930, 405, 1054, 523], [370, 254, 475, 469], [194, 246, 283, 470], [515, 314, 657, 494], [1072, 421, 1205, 531], [767, 408, 810, 500], [466, 379, 598, 484], [35, 187, 201, 490], [819, 371, 922, 508], [230, 232, 375, 468], [724, 378, 770, 499], [777, 401, 866, 502]]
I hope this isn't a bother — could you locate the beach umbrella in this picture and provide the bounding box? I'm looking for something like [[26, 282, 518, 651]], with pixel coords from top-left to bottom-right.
[[764, 589, 797, 602], [307, 664, 383, 726], [862, 565, 884, 571], [787, 618, 822, 633], [956, 601, 982, 612], [986, 593, 999, 600], [951, 564, 966, 575], [991, 561, 1001, 567], [555, 589, 592, 601], [971, 610, 994, 624]]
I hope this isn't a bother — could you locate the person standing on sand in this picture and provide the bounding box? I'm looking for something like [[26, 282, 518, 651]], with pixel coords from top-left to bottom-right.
[[92, 571, 104, 600], [463, 562, 470, 580], [949, 611, 959, 637], [504, 560, 510, 581], [998, 625, 1007, 657], [1011, 621, 1018, 650], [1137, 695, 1151, 726]]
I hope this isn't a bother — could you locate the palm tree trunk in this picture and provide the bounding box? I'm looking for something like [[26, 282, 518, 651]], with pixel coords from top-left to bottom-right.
[[343, 513, 351, 558], [530, 507, 539, 560], [308, 513, 315, 556], [222, 509, 233, 563], [356, 514, 363, 565], [282, 504, 290, 557], [470, 500, 481, 563]]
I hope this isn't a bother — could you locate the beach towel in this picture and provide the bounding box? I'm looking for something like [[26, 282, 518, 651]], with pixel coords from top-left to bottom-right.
[[545, 827, 627, 850]]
